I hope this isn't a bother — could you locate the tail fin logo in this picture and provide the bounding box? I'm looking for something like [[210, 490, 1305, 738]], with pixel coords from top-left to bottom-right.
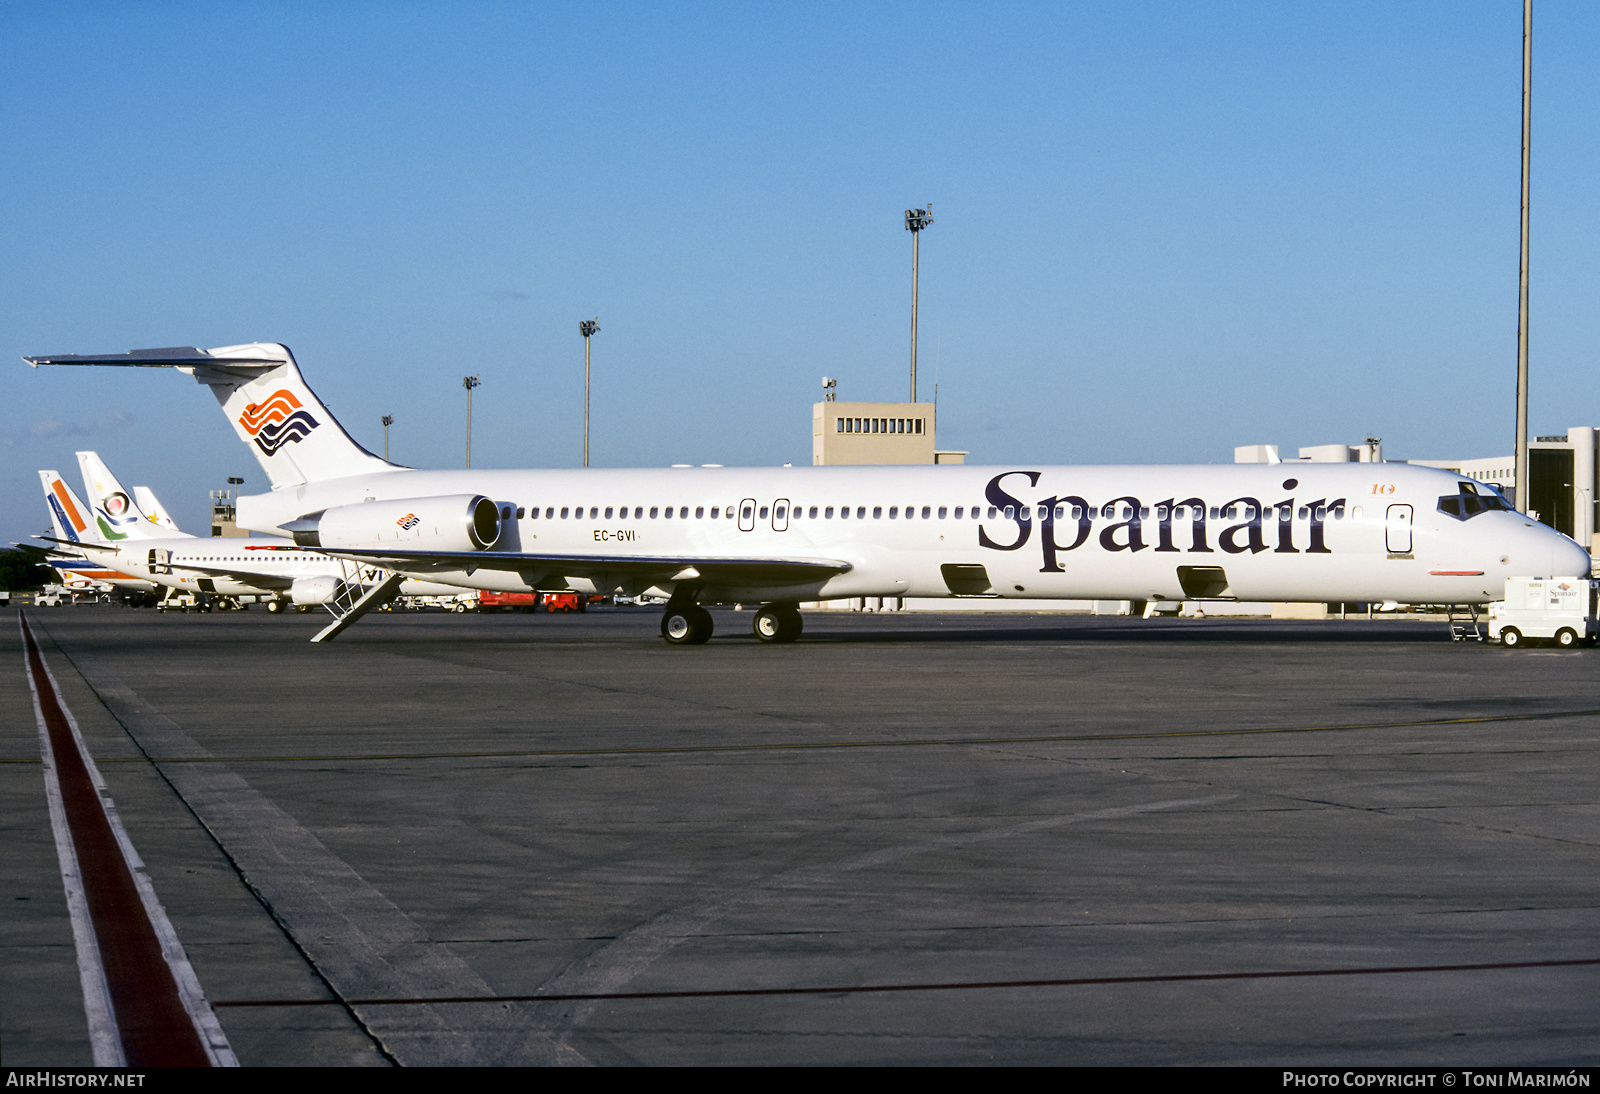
[[49, 480, 89, 535], [47, 495, 82, 542], [239, 389, 320, 456]]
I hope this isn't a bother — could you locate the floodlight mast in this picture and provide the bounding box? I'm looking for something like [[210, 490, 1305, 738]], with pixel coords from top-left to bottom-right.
[[905, 205, 933, 402], [1514, 0, 1531, 513], [462, 376, 480, 468], [580, 318, 600, 468], [381, 414, 394, 461]]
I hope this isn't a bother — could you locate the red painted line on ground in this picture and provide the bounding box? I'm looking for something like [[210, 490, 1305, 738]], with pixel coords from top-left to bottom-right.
[[213, 956, 1600, 1008], [20, 613, 213, 1067]]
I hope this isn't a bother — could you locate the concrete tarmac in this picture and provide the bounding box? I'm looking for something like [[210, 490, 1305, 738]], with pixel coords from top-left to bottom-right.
[[3, 604, 1598, 1066]]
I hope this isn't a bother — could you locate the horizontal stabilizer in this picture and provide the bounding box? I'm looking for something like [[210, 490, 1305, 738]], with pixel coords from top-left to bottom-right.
[[25, 347, 285, 370]]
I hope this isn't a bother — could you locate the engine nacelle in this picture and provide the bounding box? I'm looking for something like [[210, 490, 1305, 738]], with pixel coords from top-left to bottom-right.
[[290, 574, 345, 606], [286, 495, 501, 553]]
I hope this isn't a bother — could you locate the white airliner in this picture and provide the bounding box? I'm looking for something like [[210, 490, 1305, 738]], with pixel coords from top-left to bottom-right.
[[26, 343, 1591, 643], [45, 449, 461, 612]]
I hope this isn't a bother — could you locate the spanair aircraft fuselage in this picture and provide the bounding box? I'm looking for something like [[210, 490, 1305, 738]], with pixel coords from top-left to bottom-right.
[[238, 462, 1583, 608], [25, 343, 1592, 642]]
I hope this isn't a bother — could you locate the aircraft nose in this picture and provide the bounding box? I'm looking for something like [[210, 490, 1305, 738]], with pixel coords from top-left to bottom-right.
[[1554, 534, 1593, 579]]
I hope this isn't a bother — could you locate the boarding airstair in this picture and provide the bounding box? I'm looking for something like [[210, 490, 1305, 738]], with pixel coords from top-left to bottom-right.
[[1446, 605, 1485, 642], [311, 558, 406, 643]]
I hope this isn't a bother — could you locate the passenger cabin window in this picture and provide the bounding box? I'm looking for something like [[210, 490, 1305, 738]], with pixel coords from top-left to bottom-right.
[[560, 507, 570, 518]]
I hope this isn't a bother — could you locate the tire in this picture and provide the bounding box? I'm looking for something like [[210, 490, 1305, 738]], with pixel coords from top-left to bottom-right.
[[1500, 627, 1522, 648], [752, 605, 803, 643], [452, 602, 469, 613], [661, 606, 713, 645], [266, 599, 285, 614], [1556, 628, 1578, 648]]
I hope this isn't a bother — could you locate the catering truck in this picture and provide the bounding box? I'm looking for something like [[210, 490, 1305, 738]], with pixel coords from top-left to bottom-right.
[[1488, 577, 1600, 647]]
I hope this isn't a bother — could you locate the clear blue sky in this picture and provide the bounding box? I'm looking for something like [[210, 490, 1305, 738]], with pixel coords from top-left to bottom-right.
[[3, 2, 1596, 543]]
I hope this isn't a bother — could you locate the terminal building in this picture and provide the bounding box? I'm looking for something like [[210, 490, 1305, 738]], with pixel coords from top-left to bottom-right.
[[812, 401, 966, 466]]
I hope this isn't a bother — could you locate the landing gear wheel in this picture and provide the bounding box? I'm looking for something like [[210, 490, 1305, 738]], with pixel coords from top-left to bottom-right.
[[266, 599, 285, 614], [661, 606, 713, 645], [1500, 627, 1522, 648], [1556, 627, 1578, 648], [752, 605, 803, 644]]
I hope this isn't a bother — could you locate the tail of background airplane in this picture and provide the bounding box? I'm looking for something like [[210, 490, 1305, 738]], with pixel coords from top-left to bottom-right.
[[76, 451, 185, 542], [133, 485, 184, 534], [39, 470, 96, 544], [26, 344, 400, 489]]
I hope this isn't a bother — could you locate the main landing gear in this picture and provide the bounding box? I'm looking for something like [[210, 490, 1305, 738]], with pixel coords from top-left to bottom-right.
[[752, 604, 803, 644], [661, 605, 714, 645], [659, 602, 805, 645]]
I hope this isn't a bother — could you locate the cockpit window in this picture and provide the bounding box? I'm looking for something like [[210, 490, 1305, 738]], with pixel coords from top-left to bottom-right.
[[1438, 482, 1510, 521]]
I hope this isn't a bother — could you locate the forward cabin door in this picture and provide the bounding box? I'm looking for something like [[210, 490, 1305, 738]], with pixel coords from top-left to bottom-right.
[[1386, 504, 1413, 554]]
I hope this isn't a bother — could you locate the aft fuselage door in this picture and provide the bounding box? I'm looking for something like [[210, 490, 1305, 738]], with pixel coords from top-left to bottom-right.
[[738, 498, 756, 532], [148, 548, 171, 574], [1386, 504, 1414, 554], [771, 498, 790, 532]]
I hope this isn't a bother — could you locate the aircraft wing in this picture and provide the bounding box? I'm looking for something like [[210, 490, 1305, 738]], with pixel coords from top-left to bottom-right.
[[320, 548, 853, 587]]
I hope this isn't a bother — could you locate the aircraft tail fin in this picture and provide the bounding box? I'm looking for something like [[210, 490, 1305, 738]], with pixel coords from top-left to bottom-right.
[[75, 451, 178, 542], [133, 486, 184, 534], [39, 470, 96, 544], [27, 344, 401, 489]]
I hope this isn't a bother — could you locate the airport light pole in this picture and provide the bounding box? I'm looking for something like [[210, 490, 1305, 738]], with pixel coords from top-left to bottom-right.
[[462, 376, 480, 468], [382, 414, 393, 461], [580, 318, 599, 468], [1514, 0, 1532, 513], [905, 204, 933, 403]]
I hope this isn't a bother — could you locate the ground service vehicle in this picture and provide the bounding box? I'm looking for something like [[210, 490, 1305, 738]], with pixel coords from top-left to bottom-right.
[[477, 590, 542, 612], [1488, 577, 1600, 648]]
